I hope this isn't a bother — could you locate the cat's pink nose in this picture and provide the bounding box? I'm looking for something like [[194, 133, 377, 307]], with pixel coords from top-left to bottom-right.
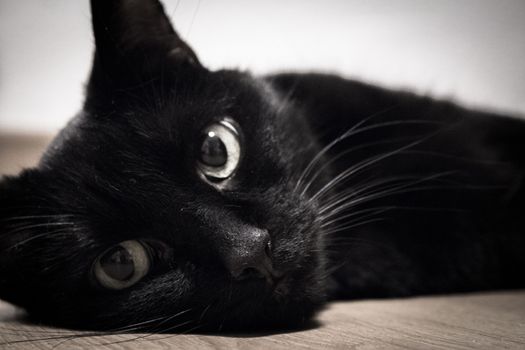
[[224, 228, 274, 282]]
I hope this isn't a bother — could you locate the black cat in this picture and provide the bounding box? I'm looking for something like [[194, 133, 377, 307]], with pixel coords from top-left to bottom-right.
[[1, 0, 524, 332]]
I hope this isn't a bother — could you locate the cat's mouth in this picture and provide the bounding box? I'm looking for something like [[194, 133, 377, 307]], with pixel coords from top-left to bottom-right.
[[206, 263, 325, 331], [272, 275, 292, 299], [231, 264, 290, 298], [234, 243, 325, 300], [258, 268, 288, 292]]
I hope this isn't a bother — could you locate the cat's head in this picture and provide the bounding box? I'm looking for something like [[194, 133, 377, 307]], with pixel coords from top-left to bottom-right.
[[0, 0, 328, 331]]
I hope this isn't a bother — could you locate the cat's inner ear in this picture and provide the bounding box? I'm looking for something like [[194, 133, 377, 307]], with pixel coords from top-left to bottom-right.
[[90, 0, 201, 79]]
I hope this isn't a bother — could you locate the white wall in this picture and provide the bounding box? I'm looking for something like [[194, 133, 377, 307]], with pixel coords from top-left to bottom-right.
[[1, 0, 524, 134]]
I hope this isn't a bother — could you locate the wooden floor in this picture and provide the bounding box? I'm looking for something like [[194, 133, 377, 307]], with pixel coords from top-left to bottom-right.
[[1, 292, 525, 349], [1, 134, 524, 349]]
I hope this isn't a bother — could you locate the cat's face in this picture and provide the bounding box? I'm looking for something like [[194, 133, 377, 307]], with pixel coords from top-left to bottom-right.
[[0, 0, 328, 331]]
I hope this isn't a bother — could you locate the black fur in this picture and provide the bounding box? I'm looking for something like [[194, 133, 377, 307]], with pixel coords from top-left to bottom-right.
[[1, 0, 524, 332]]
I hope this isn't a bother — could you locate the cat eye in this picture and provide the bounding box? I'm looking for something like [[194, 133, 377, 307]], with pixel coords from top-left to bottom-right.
[[93, 240, 151, 290], [197, 119, 242, 182]]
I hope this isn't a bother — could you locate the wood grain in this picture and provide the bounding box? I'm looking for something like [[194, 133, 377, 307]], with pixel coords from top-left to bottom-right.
[[1, 134, 524, 349], [1, 292, 525, 349]]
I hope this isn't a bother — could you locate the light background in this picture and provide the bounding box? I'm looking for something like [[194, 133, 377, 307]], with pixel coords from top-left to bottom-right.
[[0, 0, 524, 134]]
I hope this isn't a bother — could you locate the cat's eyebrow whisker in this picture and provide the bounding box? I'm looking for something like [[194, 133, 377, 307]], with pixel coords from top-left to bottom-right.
[[274, 81, 299, 115], [3, 229, 78, 253], [5, 222, 76, 235]]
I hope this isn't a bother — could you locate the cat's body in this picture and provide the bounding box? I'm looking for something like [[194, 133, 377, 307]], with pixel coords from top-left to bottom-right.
[[270, 73, 525, 298], [0, 0, 524, 332]]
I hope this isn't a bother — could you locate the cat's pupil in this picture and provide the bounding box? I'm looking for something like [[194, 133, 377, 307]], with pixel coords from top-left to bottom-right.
[[200, 132, 227, 167], [99, 246, 135, 281]]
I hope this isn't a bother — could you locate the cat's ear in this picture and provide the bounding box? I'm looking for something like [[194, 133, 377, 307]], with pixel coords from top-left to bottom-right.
[[89, 0, 201, 89]]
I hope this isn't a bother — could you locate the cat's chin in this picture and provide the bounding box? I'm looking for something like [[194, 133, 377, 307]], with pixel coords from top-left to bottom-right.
[[199, 286, 326, 333], [203, 301, 324, 333], [201, 255, 328, 332]]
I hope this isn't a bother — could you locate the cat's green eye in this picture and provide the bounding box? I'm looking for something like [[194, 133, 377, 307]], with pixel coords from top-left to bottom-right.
[[93, 240, 150, 290], [198, 119, 242, 182]]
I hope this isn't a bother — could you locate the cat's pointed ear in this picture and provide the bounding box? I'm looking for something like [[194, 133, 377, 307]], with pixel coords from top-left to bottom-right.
[[89, 0, 201, 87]]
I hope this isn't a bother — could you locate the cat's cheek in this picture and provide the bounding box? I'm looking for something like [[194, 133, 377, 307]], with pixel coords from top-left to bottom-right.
[[270, 219, 324, 274]]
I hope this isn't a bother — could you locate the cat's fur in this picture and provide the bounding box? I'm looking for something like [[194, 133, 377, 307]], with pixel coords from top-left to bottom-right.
[[0, 0, 524, 332]]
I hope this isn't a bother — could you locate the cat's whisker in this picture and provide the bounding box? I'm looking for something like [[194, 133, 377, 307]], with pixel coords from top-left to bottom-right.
[[49, 309, 196, 348], [107, 310, 193, 333], [318, 175, 433, 216], [324, 236, 387, 247], [322, 218, 387, 236], [0, 297, 196, 346], [321, 180, 460, 222], [133, 323, 204, 345], [318, 174, 457, 219], [317, 171, 459, 227], [0, 318, 163, 347], [0, 326, 73, 335], [0, 205, 81, 213], [323, 205, 471, 227], [97, 321, 195, 347], [293, 106, 402, 192], [307, 131, 450, 202], [322, 214, 386, 234], [313, 260, 349, 280], [0, 331, 110, 347], [320, 207, 393, 228], [0, 214, 77, 223], [105, 308, 202, 345], [332, 147, 509, 201], [319, 206, 392, 223], [300, 135, 421, 196], [296, 117, 443, 195], [395, 149, 512, 166]]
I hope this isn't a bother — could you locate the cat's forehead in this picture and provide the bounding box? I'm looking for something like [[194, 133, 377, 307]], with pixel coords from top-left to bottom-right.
[[86, 70, 278, 135], [40, 70, 289, 196]]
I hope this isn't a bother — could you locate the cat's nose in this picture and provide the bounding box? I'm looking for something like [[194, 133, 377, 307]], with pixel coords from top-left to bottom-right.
[[224, 228, 273, 281]]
